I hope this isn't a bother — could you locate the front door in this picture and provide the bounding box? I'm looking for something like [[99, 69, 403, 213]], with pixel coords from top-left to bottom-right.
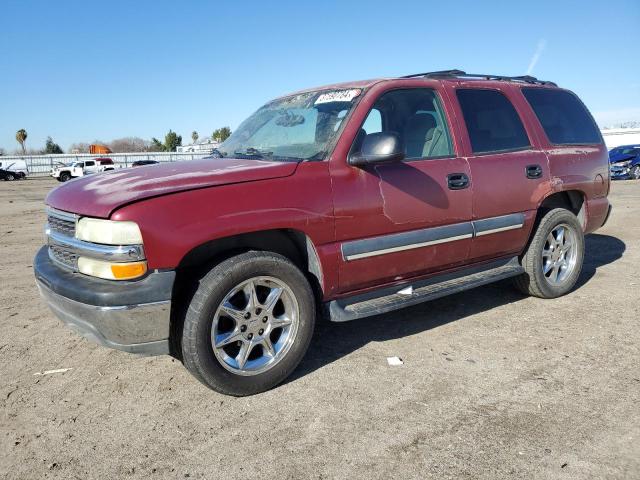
[[331, 86, 474, 293]]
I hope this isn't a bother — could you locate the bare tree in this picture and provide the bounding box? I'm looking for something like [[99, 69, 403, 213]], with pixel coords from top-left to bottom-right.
[[68, 142, 91, 154], [109, 137, 153, 153]]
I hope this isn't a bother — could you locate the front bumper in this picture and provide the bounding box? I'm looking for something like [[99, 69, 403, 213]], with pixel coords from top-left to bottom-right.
[[610, 164, 633, 179], [611, 172, 631, 180], [34, 246, 175, 355]]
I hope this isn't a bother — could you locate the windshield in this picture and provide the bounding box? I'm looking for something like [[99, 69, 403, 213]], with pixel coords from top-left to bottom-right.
[[611, 147, 640, 155], [216, 88, 362, 161]]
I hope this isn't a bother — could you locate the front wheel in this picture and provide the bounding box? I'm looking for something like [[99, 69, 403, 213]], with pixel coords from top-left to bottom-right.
[[631, 165, 640, 180], [5, 173, 15, 181], [181, 251, 315, 396], [513, 208, 584, 298], [59, 172, 71, 182]]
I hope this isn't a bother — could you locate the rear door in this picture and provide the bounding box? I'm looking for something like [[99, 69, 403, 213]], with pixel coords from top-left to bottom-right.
[[84, 160, 96, 174], [330, 85, 474, 293], [445, 84, 549, 262], [520, 87, 609, 230]]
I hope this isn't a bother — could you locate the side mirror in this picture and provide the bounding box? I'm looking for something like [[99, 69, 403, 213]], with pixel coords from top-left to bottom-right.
[[349, 132, 405, 166]]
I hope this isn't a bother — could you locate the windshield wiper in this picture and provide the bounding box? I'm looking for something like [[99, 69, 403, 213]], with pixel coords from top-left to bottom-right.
[[233, 147, 273, 159], [208, 148, 224, 158]]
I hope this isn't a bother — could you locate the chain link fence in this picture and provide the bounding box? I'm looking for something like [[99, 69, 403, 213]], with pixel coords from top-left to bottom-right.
[[0, 152, 211, 178]]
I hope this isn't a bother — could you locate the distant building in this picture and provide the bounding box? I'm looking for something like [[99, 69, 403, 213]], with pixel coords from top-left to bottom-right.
[[601, 127, 640, 149], [176, 137, 221, 154]]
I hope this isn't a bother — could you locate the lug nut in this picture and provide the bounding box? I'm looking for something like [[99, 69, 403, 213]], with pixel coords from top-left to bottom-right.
[[248, 333, 253, 340], [262, 316, 268, 323], [244, 312, 251, 319], [255, 308, 262, 315], [240, 325, 247, 332], [258, 329, 264, 335]]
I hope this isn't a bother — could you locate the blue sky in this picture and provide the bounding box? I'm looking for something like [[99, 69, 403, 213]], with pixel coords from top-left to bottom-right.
[[1, 0, 638, 152]]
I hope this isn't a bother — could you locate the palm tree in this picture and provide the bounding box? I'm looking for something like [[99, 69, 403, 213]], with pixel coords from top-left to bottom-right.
[[16, 129, 27, 154], [191, 131, 199, 144]]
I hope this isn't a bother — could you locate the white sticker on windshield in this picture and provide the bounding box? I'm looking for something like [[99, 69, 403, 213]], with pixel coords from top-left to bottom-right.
[[315, 89, 361, 105]]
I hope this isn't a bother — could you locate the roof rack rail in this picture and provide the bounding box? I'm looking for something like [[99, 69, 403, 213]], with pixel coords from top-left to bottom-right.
[[401, 69, 466, 79], [400, 70, 557, 86]]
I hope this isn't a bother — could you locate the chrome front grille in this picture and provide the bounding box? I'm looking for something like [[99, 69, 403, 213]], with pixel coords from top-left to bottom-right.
[[46, 208, 78, 271], [47, 209, 76, 237], [49, 244, 79, 270]]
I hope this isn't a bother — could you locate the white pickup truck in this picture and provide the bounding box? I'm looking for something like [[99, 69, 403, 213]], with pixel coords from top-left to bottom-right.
[[51, 157, 115, 182]]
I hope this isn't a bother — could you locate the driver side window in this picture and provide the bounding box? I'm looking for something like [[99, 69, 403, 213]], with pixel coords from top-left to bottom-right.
[[352, 88, 453, 160]]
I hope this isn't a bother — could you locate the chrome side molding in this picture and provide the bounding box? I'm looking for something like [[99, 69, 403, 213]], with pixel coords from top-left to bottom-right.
[[341, 212, 526, 261]]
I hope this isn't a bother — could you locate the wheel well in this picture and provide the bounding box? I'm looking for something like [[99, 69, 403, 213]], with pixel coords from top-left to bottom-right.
[[538, 190, 586, 228], [169, 229, 324, 358]]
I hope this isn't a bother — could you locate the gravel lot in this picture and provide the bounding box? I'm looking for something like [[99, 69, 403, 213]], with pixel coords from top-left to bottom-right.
[[1, 178, 638, 479]]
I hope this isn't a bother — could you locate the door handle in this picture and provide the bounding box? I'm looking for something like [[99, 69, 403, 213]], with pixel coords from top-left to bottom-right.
[[526, 164, 543, 179], [447, 173, 470, 190]]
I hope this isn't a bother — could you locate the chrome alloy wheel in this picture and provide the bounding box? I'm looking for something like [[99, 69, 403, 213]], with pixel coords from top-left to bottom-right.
[[211, 276, 300, 376], [542, 223, 578, 285]]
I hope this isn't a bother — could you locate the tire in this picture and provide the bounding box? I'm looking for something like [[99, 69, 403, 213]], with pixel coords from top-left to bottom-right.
[[632, 165, 640, 180], [59, 172, 71, 182], [181, 251, 315, 396], [513, 208, 584, 298], [5, 173, 15, 181]]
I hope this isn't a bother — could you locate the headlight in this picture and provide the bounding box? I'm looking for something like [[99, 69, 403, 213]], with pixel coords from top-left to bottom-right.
[[76, 218, 143, 245], [78, 257, 147, 280]]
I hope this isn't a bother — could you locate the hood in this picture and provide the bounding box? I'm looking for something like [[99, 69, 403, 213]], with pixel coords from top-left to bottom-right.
[[46, 157, 299, 218]]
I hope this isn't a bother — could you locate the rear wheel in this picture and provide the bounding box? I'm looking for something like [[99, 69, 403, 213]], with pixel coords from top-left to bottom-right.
[[181, 251, 315, 396], [513, 208, 584, 298], [5, 173, 15, 181]]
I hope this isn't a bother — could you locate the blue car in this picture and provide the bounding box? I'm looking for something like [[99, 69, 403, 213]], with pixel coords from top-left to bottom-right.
[[609, 144, 640, 180]]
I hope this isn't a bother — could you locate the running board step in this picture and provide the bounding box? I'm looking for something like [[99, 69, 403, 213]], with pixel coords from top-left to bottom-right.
[[328, 257, 524, 322]]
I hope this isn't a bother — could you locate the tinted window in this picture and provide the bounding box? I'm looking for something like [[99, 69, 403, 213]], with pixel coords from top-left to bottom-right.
[[353, 89, 453, 159], [616, 147, 640, 155], [85, 161, 95, 166], [522, 88, 602, 145], [456, 89, 530, 154]]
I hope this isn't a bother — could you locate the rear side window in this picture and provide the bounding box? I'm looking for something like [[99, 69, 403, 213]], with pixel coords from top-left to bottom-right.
[[522, 88, 602, 145], [456, 89, 530, 154]]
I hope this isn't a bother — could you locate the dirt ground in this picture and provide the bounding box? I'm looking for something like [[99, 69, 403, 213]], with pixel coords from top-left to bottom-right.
[[1, 178, 638, 480]]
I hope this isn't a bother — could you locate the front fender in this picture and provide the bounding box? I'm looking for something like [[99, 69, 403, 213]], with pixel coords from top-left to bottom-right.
[[110, 161, 340, 295]]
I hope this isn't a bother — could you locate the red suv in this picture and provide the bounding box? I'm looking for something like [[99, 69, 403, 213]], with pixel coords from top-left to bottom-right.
[[35, 70, 611, 396]]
